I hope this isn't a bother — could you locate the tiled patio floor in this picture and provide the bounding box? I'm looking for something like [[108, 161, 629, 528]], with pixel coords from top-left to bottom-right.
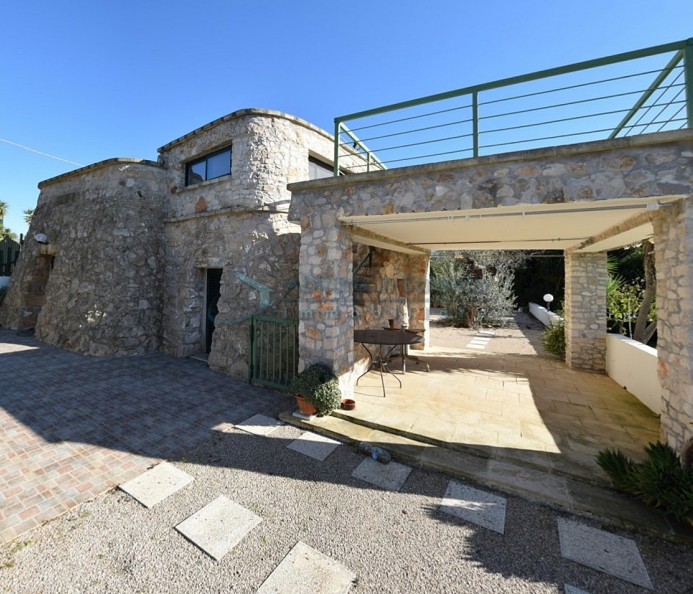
[[345, 345, 661, 485], [0, 329, 288, 544]]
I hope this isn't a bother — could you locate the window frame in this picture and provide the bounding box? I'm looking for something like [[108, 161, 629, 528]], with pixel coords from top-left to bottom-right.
[[185, 146, 232, 186]]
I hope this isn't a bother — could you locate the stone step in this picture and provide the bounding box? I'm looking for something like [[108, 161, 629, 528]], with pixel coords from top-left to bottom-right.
[[329, 409, 607, 488], [278, 411, 693, 545]]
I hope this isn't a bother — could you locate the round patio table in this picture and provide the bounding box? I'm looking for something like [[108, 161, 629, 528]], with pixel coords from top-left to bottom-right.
[[353, 329, 424, 397]]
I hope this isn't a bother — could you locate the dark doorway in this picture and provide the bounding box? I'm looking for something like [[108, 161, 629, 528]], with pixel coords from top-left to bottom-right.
[[205, 268, 223, 354]]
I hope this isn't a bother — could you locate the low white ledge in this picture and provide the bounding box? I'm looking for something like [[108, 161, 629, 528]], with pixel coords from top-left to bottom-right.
[[605, 333, 660, 415]]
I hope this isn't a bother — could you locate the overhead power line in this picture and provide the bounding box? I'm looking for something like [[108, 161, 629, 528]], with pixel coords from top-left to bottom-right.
[[0, 138, 84, 167]]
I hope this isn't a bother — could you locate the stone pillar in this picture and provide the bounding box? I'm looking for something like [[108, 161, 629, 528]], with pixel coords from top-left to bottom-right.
[[406, 255, 430, 349], [298, 209, 354, 397], [564, 252, 607, 372], [653, 198, 693, 451]]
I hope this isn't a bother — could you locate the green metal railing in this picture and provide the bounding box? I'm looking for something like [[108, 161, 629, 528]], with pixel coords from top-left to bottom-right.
[[334, 38, 693, 175], [248, 314, 299, 391]]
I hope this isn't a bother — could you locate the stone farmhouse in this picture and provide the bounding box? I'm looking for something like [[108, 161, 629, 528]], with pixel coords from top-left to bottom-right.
[[1, 108, 421, 385], [0, 109, 374, 380], [3, 43, 693, 458]]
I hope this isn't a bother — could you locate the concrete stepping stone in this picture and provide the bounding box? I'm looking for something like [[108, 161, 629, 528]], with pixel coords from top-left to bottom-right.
[[119, 462, 194, 508], [439, 480, 506, 534], [257, 541, 356, 594], [287, 431, 341, 461], [175, 495, 262, 561], [236, 414, 283, 437], [565, 585, 591, 594], [351, 457, 412, 492], [557, 518, 653, 590], [211, 422, 235, 433]]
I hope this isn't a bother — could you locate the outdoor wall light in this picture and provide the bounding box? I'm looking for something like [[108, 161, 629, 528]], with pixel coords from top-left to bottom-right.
[[34, 233, 48, 244], [543, 293, 554, 310]]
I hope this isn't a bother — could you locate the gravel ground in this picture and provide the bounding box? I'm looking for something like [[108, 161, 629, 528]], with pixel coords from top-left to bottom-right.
[[2, 422, 692, 593], [429, 310, 554, 357]]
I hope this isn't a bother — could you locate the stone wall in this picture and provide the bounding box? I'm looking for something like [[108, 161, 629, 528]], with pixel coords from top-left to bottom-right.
[[0, 160, 167, 356], [158, 110, 341, 378], [289, 130, 693, 427], [290, 131, 693, 220], [352, 245, 430, 369], [564, 252, 607, 372], [0, 108, 355, 380], [653, 198, 693, 451]]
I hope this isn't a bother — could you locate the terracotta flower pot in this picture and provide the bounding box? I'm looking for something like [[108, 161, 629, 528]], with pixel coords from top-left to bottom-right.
[[295, 395, 317, 416], [340, 399, 356, 410]]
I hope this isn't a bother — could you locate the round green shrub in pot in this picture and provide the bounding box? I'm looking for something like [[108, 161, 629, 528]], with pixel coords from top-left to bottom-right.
[[310, 377, 342, 415], [289, 363, 342, 416]]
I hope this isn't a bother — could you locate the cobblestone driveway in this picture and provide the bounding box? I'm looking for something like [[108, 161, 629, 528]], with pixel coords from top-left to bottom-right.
[[0, 329, 287, 543]]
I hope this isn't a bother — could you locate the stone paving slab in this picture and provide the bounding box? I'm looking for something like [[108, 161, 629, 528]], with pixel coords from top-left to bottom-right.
[[236, 414, 284, 437], [175, 495, 262, 561], [439, 480, 507, 534], [467, 331, 494, 350], [564, 585, 590, 594], [287, 432, 341, 461], [351, 457, 412, 492], [119, 462, 194, 508], [257, 541, 356, 594], [557, 518, 653, 590]]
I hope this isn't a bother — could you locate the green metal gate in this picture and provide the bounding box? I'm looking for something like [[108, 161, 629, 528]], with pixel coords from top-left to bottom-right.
[[249, 315, 299, 391]]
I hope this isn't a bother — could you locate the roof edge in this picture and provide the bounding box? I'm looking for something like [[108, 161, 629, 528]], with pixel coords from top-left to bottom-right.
[[157, 108, 333, 153], [38, 158, 163, 189]]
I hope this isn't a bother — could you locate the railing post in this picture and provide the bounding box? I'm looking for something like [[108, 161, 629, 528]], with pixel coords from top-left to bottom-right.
[[367, 151, 371, 173], [472, 91, 479, 158], [333, 121, 341, 176], [685, 38, 693, 129], [248, 316, 255, 383]]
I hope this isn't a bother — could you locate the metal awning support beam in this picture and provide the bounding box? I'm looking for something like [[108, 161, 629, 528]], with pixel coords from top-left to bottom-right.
[[344, 223, 430, 255], [565, 204, 672, 254]]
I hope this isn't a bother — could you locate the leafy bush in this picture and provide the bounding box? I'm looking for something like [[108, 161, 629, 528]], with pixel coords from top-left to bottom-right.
[[430, 251, 525, 328], [310, 378, 342, 415], [541, 319, 565, 359], [290, 363, 341, 415], [596, 442, 693, 522]]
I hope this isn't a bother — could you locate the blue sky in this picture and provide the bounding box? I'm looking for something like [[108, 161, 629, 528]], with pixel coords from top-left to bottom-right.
[[1, 0, 691, 235]]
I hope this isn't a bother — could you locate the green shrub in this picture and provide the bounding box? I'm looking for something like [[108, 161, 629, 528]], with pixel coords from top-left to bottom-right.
[[596, 442, 693, 522], [430, 251, 525, 328], [541, 319, 565, 358], [310, 378, 342, 415], [290, 363, 342, 415]]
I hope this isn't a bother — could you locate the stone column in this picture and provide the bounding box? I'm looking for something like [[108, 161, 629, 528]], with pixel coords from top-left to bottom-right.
[[564, 251, 607, 372], [298, 209, 354, 397], [406, 254, 430, 349], [653, 198, 693, 451]]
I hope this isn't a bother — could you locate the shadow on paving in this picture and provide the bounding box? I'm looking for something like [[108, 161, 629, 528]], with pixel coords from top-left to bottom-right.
[[0, 330, 288, 460], [2, 330, 693, 593]]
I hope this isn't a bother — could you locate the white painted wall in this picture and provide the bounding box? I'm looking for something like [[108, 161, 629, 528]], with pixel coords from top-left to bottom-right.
[[528, 302, 563, 327], [0, 276, 10, 288], [605, 333, 660, 414]]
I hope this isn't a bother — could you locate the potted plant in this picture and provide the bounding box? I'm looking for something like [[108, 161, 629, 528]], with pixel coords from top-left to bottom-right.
[[290, 363, 342, 416]]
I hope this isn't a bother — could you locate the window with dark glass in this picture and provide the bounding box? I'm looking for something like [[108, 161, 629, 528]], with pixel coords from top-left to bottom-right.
[[308, 156, 334, 180], [185, 147, 232, 186]]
